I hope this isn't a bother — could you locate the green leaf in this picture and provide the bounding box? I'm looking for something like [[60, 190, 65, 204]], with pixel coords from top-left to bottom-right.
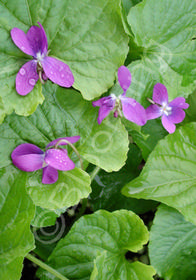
[[0, 166, 35, 280], [185, 89, 196, 123], [49, 0, 129, 100], [127, 0, 196, 83], [0, 1, 44, 123], [51, 83, 129, 172], [0, 257, 24, 280], [38, 210, 154, 280], [122, 123, 196, 225], [79, 115, 128, 172], [149, 204, 196, 280], [31, 206, 66, 228], [89, 144, 158, 213], [91, 252, 155, 280], [0, 83, 128, 210], [122, 0, 142, 15], [0, 0, 128, 124], [131, 119, 168, 160], [27, 168, 91, 210], [120, 0, 142, 38]]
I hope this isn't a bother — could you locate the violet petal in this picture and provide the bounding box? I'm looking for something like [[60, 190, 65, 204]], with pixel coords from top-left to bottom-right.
[[93, 96, 116, 124], [37, 22, 48, 55], [44, 149, 75, 171], [97, 106, 113, 124], [92, 96, 111, 107], [16, 60, 39, 95], [146, 104, 162, 120], [42, 166, 59, 184], [167, 107, 186, 124], [121, 97, 147, 126], [42, 56, 74, 87], [11, 143, 44, 172], [10, 28, 35, 56], [169, 97, 189, 109], [161, 115, 176, 133], [26, 24, 47, 55], [118, 66, 131, 94], [47, 136, 80, 148], [153, 83, 168, 105]]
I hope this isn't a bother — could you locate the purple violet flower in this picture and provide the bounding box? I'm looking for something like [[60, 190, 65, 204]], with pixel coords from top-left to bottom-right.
[[92, 66, 146, 126], [11, 22, 74, 95], [11, 136, 80, 184], [146, 83, 189, 133]]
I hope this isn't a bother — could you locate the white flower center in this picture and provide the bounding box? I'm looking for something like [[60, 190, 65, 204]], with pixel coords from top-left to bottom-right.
[[110, 93, 117, 100], [36, 52, 45, 62], [161, 102, 172, 116]]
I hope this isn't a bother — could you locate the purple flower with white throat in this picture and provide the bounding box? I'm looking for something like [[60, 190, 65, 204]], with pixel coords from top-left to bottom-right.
[[11, 136, 80, 184], [11, 22, 74, 95], [92, 66, 146, 126], [146, 83, 189, 133]]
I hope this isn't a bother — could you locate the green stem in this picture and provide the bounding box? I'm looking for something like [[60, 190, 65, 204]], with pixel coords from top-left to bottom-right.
[[90, 166, 100, 182], [26, 253, 69, 280]]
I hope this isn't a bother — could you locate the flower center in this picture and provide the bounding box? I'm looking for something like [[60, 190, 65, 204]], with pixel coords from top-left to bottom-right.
[[36, 52, 45, 63], [161, 102, 172, 116], [110, 94, 122, 117]]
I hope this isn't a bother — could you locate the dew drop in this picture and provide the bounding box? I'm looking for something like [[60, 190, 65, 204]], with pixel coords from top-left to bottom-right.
[[59, 66, 64, 72], [29, 78, 36, 86], [19, 68, 26, 76], [21, 46, 25, 51], [61, 74, 64, 78]]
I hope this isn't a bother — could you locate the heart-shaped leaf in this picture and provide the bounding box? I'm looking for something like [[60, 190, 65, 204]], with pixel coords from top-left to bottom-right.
[[149, 204, 196, 280], [38, 210, 155, 280], [0, 82, 129, 210], [122, 123, 196, 225], [0, 0, 129, 123], [127, 0, 196, 84], [0, 166, 35, 280]]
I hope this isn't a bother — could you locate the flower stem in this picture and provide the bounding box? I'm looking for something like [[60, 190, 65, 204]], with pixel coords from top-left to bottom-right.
[[90, 166, 100, 182], [26, 253, 69, 280]]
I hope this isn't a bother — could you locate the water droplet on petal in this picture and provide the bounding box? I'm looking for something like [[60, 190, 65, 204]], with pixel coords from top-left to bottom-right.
[[61, 74, 64, 78], [29, 78, 36, 86], [59, 66, 64, 72], [19, 68, 26, 76], [21, 46, 25, 51]]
